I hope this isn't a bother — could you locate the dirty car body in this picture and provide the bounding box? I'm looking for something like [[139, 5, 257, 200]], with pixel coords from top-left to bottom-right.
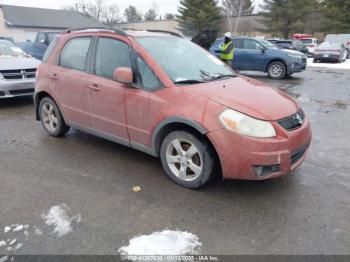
[[34, 29, 312, 188], [0, 40, 40, 98]]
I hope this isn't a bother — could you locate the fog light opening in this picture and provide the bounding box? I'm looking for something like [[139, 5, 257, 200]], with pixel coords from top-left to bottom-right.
[[252, 164, 280, 178]]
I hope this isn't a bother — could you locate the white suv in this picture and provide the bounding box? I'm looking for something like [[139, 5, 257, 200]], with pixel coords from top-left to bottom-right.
[[300, 38, 318, 57]]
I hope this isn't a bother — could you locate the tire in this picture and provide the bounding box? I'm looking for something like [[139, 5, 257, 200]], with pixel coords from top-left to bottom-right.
[[39, 97, 70, 137], [313, 59, 317, 63], [160, 131, 215, 189], [267, 61, 286, 80]]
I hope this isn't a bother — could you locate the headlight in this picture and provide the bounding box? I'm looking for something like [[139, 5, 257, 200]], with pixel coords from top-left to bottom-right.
[[219, 109, 276, 138]]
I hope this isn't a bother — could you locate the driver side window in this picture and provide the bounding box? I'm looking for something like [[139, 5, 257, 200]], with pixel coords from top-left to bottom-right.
[[243, 39, 260, 50]]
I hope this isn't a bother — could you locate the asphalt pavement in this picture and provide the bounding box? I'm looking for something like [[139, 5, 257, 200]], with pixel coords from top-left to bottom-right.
[[0, 67, 349, 255]]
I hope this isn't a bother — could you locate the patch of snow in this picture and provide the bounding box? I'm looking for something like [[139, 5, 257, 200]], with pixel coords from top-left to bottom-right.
[[42, 204, 81, 237], [118, 230, 202, 256], [4, 227, 11, 233], [308, 58, 350, 70], [8, 239, 16, 246], [34, 228, 43, 235], [0, 241, 6, 248], [13, 242, 23, 251], [0, 256, 8, 262], [12, 225, 24, 232]]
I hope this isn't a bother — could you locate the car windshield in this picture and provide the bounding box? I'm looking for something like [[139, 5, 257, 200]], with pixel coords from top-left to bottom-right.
[[0, 41, 27, 57], [301, 39, 312, 44], [318, 42, 341, 49], [136, 36, 236, 84]]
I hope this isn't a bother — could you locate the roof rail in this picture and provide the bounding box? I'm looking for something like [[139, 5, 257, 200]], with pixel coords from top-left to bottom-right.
[[63, 27, 127, 36], [146, 30, 183, 37]]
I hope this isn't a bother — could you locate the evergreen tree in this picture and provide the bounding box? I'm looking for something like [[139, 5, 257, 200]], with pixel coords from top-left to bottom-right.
[[177, 0, 221, 36], [222, 0, 254, 16], [260, 0, 319, 38], [144, 9, 158, 21], [124, 5, 142, 22], [321, 0, 350, 33]]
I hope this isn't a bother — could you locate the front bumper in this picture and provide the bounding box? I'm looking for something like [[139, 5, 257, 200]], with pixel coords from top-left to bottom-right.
[[0, 79, 36, 98], [207, 117, 312, 180], [287, 59, 307, 74]]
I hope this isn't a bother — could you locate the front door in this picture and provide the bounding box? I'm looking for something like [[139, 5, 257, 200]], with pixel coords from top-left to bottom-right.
[[88, 37, 131, 141], [49, 36, 92, 127]]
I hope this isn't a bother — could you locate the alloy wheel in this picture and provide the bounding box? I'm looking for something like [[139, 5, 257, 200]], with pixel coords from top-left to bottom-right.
[[165, 138, 203, 182], [269, 64, 283, 78], [41, 103, 58, 132]]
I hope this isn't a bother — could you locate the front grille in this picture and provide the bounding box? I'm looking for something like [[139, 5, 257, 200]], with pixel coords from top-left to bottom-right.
[[0, 68, 36, 80], [291, 145, 308, 165], [277, 109, 305, 131], [9, 88, 35, 95]]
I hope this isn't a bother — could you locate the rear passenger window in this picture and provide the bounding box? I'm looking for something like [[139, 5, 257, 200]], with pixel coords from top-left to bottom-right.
[[42, 37, 59, 63], [60, 37, 91, 71], [95, 38, 132, 79]]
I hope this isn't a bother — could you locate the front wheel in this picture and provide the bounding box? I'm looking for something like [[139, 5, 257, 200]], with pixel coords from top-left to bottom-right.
[[39, 97, 70, 137], [267, 61, 286, 79], [160, 131, 216, 189]]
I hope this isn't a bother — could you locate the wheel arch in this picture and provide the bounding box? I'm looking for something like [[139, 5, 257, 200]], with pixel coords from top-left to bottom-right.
[[35, 91, 64, 121], [265, 59, 287, 72], [151, 117, 207, 157], [151, 117, 222, 177]]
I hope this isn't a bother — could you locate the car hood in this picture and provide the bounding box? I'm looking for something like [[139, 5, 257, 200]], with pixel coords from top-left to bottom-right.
[[0, 57, 40, 70], [283, 49, 306, 56], [184, 76, 299, 121]]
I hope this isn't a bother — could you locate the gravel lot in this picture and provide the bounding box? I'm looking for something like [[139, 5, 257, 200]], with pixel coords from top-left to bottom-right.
[[0, 67, 349, 255]]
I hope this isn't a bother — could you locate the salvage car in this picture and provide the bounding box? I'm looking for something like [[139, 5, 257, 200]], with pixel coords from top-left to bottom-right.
[[313, 42, 348, 63], [274, 39, 308, 54], [0, 40, 40, 98], [34, 28, 312, 189], [210, 37, 307, 79]]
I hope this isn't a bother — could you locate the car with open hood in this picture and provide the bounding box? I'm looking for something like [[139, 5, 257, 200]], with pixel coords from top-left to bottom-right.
[[0, 40, 40, 98], [34, 28, 312, 189]]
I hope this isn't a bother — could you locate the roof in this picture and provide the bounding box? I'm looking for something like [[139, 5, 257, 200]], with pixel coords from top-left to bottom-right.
[[1, 5, 104, 29]]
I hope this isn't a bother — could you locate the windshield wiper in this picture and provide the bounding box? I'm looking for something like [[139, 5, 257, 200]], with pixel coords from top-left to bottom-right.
[[174, 79, 207, 85], [209, 74, 236, 81]]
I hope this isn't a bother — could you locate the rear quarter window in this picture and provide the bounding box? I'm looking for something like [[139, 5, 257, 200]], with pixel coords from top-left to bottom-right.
[[59, 37, 92, 71], [42, 37, 59, 63]]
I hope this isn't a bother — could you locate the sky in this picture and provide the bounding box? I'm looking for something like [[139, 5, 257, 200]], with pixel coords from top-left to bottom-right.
[[1, 0, 263, 16]]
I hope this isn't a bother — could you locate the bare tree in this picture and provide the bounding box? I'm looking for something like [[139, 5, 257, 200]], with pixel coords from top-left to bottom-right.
[[222, 0, 254, 16], [64, 0, 121, 25]]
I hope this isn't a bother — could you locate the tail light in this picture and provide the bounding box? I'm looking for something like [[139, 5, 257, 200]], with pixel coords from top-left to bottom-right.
[[308, 45, 315, 48]]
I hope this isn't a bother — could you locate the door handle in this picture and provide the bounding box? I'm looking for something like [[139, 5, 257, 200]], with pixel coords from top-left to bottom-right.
[[87, 82, 101, 91], [50, 73, 59, 80]]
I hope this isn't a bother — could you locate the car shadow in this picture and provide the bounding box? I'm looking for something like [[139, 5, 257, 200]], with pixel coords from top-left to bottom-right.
[[0, 96, 34, 109]]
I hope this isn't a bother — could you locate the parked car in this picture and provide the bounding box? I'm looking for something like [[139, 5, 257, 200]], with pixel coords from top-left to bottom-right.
[[274, 39, 308, 54], [313, 42, 348, 63], [300, 38, 318, 57], [34, 28, 312, 189], [209, 37, 307, 79], [0, 40, 40, 98], [324, 34, 350, 58], [0, 36, 16, 45], [18, 31, 59, 60]]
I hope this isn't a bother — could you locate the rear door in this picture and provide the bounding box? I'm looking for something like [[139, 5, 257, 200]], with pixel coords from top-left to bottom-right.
[[49, 36, 92, 127], [87, 36, 130, 142]]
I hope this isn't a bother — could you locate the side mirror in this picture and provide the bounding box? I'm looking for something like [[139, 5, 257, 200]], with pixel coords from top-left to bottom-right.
[[113, 67, 133, 85], [260, 46, 266, 53]]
